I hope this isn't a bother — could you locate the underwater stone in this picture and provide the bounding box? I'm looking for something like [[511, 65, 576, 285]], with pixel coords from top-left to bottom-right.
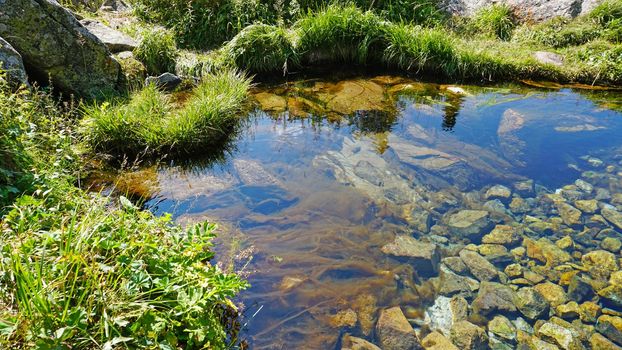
[[424, 295, 468, 336], [574, 179, 594, 193], [556, 202, 583, 227], [459, 250, 499, 282], [329, 309, 358, 328], [515, 287, 549, 320], [513, 180, 534, 195], [485, 185, 512, 201], [568, 275, 595, 303], [555, 301, 580, 320], [450, 320, 488, 350], [534, 282, 568, 307], [421, 331, 459, 350], [602, 207, 622, 231], [598, 285, 622, 309], [376, 307, 422, 350], [524, 237, 572, 268], [601, 237, 622, 253], [575, 199, 598, 214], [381, 235, 440, 276], [597, 315, 622, 346], [536, 321, 583, 350], [582, 250, 619, 280], [442, 257, 468, 275], [488, 315, 517, 343], [556, 236, 574, 251], [482, 225, 521, 246], [579, 301, 602, 324], [447, 210, 491, 240], [341, 334, 381, 350], [611, 271, 622, 287], [590, 332, 622, 350], [509, 197, 531, 213], [439, 267, 480, 297], [505, 264, 523, 278], [473, 282, 517, 316]]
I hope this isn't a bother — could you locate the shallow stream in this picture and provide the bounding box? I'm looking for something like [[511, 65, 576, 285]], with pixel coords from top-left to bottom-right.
[[98, 75, 622, 349]]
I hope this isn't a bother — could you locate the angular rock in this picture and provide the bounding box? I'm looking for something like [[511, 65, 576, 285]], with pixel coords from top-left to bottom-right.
[[329, 309, 358, 328], [524, 237, 572, 268], [601, 237, 622, 253], [341, 334, 381, 350], [421, 331, 458, 350], [459, 249, 498, 282], [447, 210, 491, 240], [488, 315, 516, 343], [597, 315, 622, 346], [376, 307, 422, 350], [145, 72, 182, 91], [567, 275, 594, 303], [0, 0, 120, 98], [575, 199, 598, 214], [582, 250, 619, 279], [0, 37, 29, 88], [505, 263, 523, 278], [603, 207, 622, 231], [472, 282, 517, 316], [537, 321, 583, 350], [79, 19, 137, 53], [485, 185, 512, 200], [442, 256, 468, 274], [555, 301, 580, 320], [439, 268, 480, 297], [579, 301, 602, 323], [482, 225, 521, 246], [534, 282, 568, 307], [598, 285, 622, 309], [424, 295, 468, 336], [450, 320, 488, 350], [591, 332, 622, 350], [382, 235, 440, 276], [556, 202, 582, 227], [515, 286, 549, 320]]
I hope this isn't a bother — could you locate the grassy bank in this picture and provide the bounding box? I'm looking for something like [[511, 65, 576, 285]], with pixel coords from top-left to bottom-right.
[[132, 1, 622, 86], [0, 76, 248, 348]]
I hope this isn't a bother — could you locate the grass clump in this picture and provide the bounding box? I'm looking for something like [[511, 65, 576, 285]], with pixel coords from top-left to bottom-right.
[[295, 5, 388, 65], [469, 4, 516, 40], [512, 17, 601, 48], [84, 70, 251, 157], [383, 23, 457, 74], [0, 187, 248, 349], [225, 24, 298, 74], [133, 27, 178, 75]]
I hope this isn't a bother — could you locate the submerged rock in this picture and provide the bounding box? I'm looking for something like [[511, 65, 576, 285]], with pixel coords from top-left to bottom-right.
[[459, 250, 499, 282], [536, 320, 584, 350], [424, 295, 468, 336], [447, 210, 491, 240], [450, 320, 488, 350], [341, 334, 381, 350], [482, 224, 521, 246], [602, 207, 622, 231], [515, 287, 549, 320], [590, 332, 622, 350], [376, 307, 422, 350], [381, 235, 440, 276], [556, 202, 582, 227], [534, 282, 568, 308], [421, 331, 458, 350], [472, 282, 517, 316], [582, 250, 619, 279], [488, 314, 517, 344], [596, 315, 622, 346], [524, 237, 572, 268], [485, 185, 512, 200]]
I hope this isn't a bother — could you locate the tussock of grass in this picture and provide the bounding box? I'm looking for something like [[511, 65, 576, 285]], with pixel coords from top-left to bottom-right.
[[383, 23, 457, 74], [133, 27, 178, 75], [225, 24, 298, 74], [296, 5, 388, 65], [83, 70, 250, 157], [469, 4, 515, 40]]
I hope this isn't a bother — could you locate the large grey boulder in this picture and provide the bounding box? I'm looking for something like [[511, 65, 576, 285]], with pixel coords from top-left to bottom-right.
[[79, 19, 137, 53], [0, 0, 121, 98], [439, 0, 602, 22], [0, 37, 28, 88]]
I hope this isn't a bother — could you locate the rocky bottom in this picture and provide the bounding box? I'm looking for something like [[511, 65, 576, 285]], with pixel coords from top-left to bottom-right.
[[337, 155, 622, 350]]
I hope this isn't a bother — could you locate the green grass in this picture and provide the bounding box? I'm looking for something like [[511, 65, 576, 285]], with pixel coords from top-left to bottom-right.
[[295, 5, 388, 65], [225, 24, 298, 74], [0, 70, 249, 349], [133, 27, 178, 75], [383, 23, 457, 74], [0, 189, 248, 349], [83, 70, 251, 157], [469, 4, 516, 40]]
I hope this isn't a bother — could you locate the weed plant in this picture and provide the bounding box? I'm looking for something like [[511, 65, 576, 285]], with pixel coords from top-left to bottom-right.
[[469, 4, 516, 40]]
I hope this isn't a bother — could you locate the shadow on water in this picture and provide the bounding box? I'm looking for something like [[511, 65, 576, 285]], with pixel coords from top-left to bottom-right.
[[90, 74, 622, 349]]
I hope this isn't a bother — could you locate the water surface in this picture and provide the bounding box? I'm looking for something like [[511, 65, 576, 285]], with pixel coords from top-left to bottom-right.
[[101, 76, 622, 349]]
